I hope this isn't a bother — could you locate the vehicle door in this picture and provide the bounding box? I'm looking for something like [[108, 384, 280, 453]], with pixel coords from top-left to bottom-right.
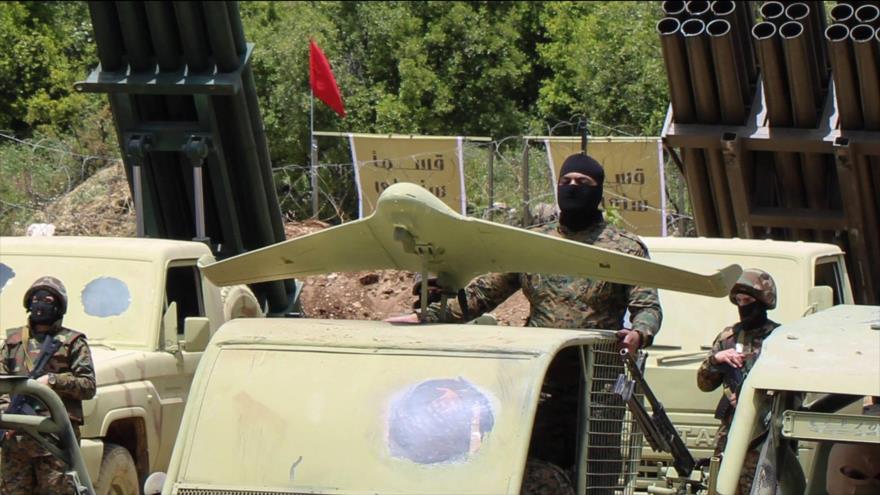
[[152, 259, 206, 470]]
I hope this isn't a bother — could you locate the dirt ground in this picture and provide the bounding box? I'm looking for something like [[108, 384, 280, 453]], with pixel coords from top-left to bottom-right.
[[29, 163, 530, 324], [282, 219, 529, 324]]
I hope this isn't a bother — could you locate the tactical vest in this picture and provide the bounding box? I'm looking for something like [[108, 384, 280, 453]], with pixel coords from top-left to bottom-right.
[[2, 323, 87, 424], [712, 321, 779, 420]]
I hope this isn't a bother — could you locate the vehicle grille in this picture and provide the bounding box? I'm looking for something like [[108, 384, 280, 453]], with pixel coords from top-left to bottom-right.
[[583, 343, 644, 494], [177, 490, 315, 495]]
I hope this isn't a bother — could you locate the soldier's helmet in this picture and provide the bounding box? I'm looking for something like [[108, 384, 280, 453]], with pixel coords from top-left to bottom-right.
[[729, 268, 777, 310], [22, 276, 68, 316]]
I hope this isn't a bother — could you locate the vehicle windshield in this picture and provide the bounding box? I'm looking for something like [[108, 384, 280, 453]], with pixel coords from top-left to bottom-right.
[[180, 345, 541, 493], [0, 255, 157, 348]]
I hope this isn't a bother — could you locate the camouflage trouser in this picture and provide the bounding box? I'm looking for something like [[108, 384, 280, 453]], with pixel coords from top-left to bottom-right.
[[0, 434, 76, 495], [714, 421, 760, 495], [521, 458, 576, 495]]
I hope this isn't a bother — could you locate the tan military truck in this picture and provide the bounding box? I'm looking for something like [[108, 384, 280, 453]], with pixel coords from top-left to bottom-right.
[[636, 237, 853, 482], [641, 304, 880, 494], [0, 236, 260, 494], [713, 304, 879, 495]]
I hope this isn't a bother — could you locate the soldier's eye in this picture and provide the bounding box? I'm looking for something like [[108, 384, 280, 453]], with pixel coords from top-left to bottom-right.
[[841, 466, 867, 480]]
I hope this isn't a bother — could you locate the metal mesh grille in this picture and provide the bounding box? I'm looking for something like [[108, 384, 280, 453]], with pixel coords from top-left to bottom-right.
[[177, 489, 313, 495], [584, 343, 644, 494]]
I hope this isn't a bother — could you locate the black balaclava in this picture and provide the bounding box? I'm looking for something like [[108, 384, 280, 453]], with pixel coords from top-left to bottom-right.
[[28, 289, 62, 328], [557, 153, 605, 231], [737, 299, 768, 330]]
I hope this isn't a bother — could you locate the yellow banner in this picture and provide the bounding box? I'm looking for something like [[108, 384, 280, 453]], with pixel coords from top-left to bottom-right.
[[545, 137, 666, 236], [349, 135, 466, 217]]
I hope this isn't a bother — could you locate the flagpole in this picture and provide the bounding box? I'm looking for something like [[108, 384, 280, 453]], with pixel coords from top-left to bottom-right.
[[310, 88, 319, 218]]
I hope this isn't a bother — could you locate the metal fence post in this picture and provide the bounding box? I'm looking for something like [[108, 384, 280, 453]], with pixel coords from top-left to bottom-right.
[[487, 141, 495, 219], [311, 137, 319, 218], [522, 139, 531, 226]]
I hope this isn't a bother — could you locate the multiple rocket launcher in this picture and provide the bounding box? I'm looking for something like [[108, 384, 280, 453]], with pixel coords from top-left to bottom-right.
[[80, 2, 295, 313], [658, 1, 880, 304]]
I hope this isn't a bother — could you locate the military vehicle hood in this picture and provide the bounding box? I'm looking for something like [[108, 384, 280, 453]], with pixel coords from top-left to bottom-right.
[[89, 347, 148, 386]]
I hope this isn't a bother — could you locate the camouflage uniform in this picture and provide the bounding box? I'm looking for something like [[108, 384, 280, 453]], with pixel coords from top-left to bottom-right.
[[0, 276, 96, 495], [697, 269, 779, 495], [422, 221, 662, 341], [425, 221, 662, 494], [521, 458, 576, 495]]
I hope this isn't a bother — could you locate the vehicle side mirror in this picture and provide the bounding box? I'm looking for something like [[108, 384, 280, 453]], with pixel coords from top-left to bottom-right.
[[162, 302, 179, 352], [805, 286, 834, 315], [183, 317, 210, 352], [143, 472, 166, 495]]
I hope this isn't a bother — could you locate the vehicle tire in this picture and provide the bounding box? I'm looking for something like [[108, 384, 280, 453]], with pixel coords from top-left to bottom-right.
[[95, 443, 139, 495], [220, 284, 263, 320]]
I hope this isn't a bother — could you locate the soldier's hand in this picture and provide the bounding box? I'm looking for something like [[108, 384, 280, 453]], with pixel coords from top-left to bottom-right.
[[714, 348, 744, 368], [36, 374, 50, 385], [411, 274, 443, 310], [385, 313, 421, 324], [616, 329, 641, 354], [729, 392, 738, 407]]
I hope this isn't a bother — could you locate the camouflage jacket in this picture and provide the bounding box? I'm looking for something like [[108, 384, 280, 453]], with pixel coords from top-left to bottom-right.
[[0, 321, 96, 425], [424, 221, 663, 346], [697, 320, 779, 419]]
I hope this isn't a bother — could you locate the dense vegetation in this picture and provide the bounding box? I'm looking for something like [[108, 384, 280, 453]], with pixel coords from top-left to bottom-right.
[[0, 1, 678, 234]]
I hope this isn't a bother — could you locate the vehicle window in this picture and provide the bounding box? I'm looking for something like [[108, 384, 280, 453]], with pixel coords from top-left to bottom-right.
[[165, 264, 203, 335], [528, 346, 581, 474], [814, 260, 842, 306], [0, 263, 13, 294], [81, 277, 131, 317]]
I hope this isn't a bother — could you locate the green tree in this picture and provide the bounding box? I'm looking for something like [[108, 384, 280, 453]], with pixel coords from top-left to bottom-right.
[[0, 2, 102, 136], [537, 1, 668, 136]]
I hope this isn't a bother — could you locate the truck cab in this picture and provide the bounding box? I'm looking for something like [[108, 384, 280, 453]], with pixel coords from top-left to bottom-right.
[[0, 236, 254, 493], [156, 319, 642, 494], [712, 304, 880, 495], [636, 237, 853, 483]]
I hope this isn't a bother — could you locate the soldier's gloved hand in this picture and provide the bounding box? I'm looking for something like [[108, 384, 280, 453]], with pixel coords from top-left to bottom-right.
[[411, 273, 443, 310], [713, 348, 744, 368]]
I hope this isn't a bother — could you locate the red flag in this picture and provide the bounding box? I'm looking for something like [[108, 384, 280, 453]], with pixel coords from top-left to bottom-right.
[[309, 39, 346, 117]]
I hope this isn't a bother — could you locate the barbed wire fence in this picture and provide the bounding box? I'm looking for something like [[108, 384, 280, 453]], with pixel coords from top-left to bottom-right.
[[0, 121, 694, 236]]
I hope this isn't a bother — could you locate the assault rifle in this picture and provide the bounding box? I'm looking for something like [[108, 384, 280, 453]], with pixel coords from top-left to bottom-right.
[[0, 336, 63, 442], [713, 362, 745, 420], [613, 348, 697, 478]]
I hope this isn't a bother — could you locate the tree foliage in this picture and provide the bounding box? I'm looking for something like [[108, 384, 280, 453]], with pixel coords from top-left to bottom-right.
[[0, 1, 675, 231], [0, 2, 103, 135]]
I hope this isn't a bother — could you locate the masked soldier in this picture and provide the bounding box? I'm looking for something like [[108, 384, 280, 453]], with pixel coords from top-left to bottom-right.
[[390, 153, 662, 494], [1, 276, 96, 494], [697, 268, 779, 495]]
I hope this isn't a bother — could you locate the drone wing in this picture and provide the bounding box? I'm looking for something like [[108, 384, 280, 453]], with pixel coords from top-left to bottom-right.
[[201, 183, 740, 297]]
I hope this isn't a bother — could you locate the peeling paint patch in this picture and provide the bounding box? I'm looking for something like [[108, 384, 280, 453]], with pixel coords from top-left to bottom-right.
[[0, 263, 14, 294], [82, 276, 131, 317], [387, 377, 495, 465]]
